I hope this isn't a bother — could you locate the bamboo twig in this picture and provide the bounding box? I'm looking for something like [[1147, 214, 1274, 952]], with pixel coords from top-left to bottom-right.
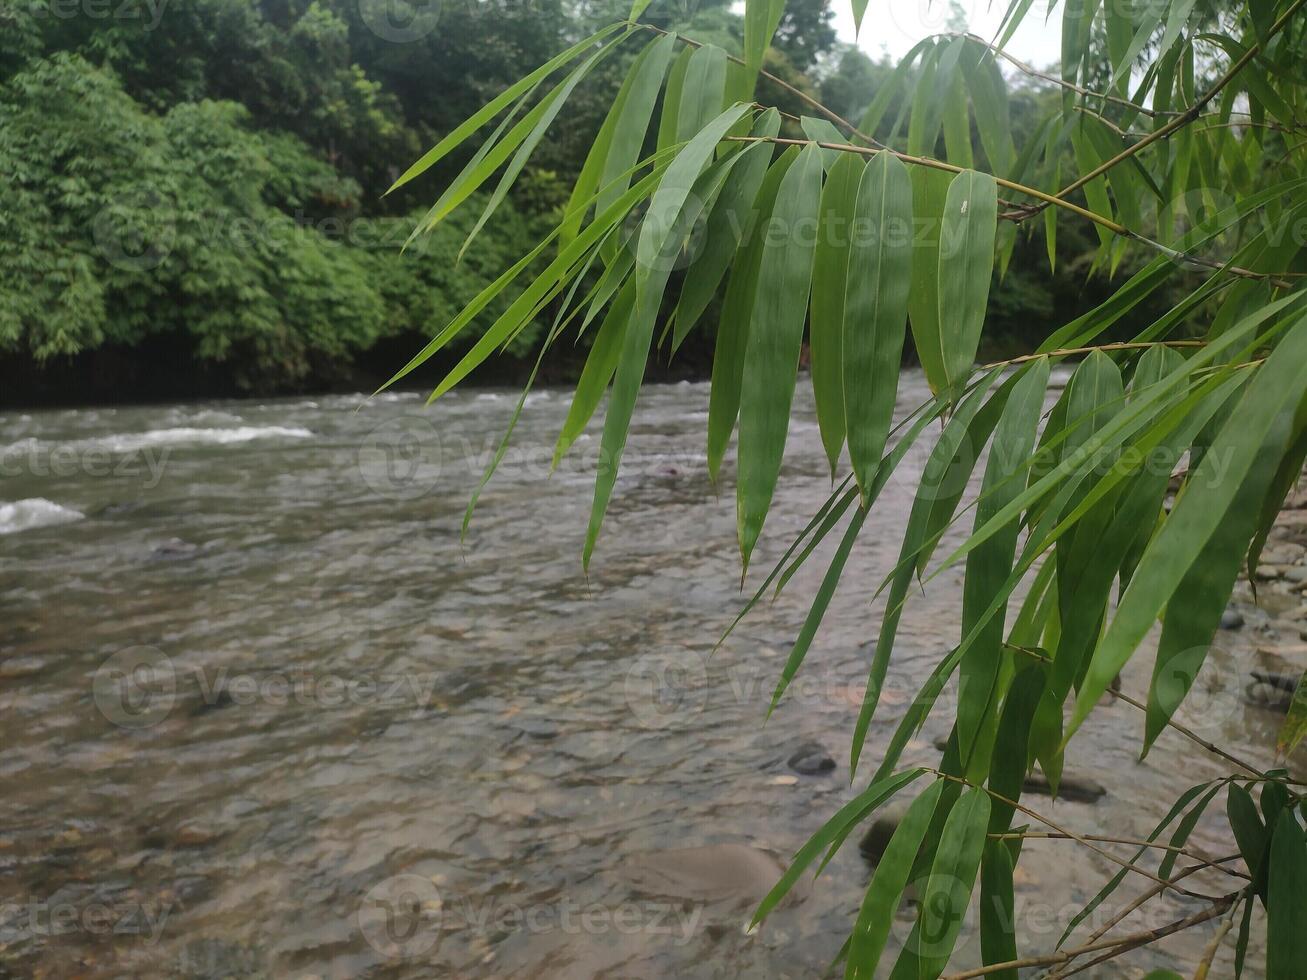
[[940, 893, 1238, 980], [1043, 857, 1244, 980], [987, 833, 1248, 878], [924, 770, 1211, 898], [633, 22, 884, 149], [1040, 0, 1307, 206], [725, 135, 1299, 289]]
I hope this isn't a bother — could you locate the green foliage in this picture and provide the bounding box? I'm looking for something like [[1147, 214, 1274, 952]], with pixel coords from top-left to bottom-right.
[[388, 0, 1307, 975], [0, 53, 548, 388]]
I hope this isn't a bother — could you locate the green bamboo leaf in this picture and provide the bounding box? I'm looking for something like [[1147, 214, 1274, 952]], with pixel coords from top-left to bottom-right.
[[1158, 781, 1223, 879], [893, 785, 991, 979], [1267, 810, 1307, 980], [656, 47, 693, 155], [1227, 783, 1270, 900], [595, 32, 678, 220], [736, 143, 825, 573], [552, 279, 636, 468], [584, 105, 752, 568], [387, 22, 628, 194], [858, 38, 934, 138], [957, 358, 1049, 771], [850, 0, 870, 36], [809, 151, 863, 477], [770, 504, 867, 714], [907, 167, 952, 396], [845, 781, 946, 979], [707, 147, 798, 482], [1071, 314, 1307, 738], [1278, 674, 1307, 758], [987, 663, 1046, 835], [843, 152, 913, 499], [937, 170, 998, 395], [751, 768, 926, 927], [739, 0, 785, 99], [801, 116, 847, 170], [560, 38, 657, 247], [767, 404, 944, 713], [1248, 392, 1307, 581], [851, 368, 1006, 777], [629, 0, 653, 21], [678, 45, 728, 142], [979, 839, 1018, 980], [458, 42, 616, 259], [426, 166, 670, 401], [1145, 402, 1294, 752], [674, 111, 781, 349], [961, 42, 1015, 178]]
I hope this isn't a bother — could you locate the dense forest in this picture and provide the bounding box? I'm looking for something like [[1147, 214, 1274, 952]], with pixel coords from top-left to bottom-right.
[[1, 0, 1171, 401]]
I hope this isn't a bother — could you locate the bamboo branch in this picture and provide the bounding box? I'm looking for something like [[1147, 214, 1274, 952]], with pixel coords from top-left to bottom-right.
[[633, 22, 884, 149], [1041, 0, 1307, 206], [987, 833, 1249, 879], [725, 135, 1298, 289], [924, 770, 1210, 898], [941, 893, 1238, 980], [947, 32, 1170, 119]]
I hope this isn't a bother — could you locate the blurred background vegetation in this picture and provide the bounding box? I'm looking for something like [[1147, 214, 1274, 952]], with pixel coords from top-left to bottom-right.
[[0, 0, 1170, 401]]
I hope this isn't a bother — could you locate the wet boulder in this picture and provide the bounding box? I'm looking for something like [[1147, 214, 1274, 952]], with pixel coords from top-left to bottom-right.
[[786, 741, 835, 776]]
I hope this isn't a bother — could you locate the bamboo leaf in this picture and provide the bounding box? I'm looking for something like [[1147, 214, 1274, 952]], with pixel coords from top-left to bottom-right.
[[979, 839, 1018, 980], [1268, 810, 1307, 980], [957, 358, 1049, 771], [809, 151, 864, 477], [552, 279, 636, 467], [595, 32, 678, 219], [752, 768, 926, 927], [585, 105, 752, 568], [845, 781, 946, 979], [388, 23, 628, 193], [1071, 314, 1307, 739], [1145, 401, 1294, 752], [851, 368, 1006, 777], [937, 170, 998, 395], [707, 147, 798, 482], [656, 47, 693, 155], [907, 167, 953, 395], [736, 143, 824, 573], [678, 45, 728, 142], [843, 152, 913, 499], [892, 785, 991, 979], [673, 111, 781, 351], [1278, 674, 1307, 758]]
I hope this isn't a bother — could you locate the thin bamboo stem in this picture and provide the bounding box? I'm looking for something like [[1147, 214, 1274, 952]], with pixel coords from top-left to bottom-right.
[[941, 892, 1237, 979], [1044, 0, 1307, 205]]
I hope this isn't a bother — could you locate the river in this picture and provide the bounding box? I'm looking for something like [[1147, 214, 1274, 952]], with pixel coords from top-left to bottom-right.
[[1, 375, 1292, 977]]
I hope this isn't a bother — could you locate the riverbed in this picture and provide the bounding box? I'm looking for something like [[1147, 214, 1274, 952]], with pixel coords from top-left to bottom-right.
[[1, 376, 1299, 977]]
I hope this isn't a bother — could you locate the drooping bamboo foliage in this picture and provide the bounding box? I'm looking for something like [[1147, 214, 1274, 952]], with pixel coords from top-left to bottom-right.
[[385, 0, 1307, 974]]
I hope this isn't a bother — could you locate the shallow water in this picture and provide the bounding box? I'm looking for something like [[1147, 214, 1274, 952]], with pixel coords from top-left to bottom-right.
[[1, 376, 1293, 977]]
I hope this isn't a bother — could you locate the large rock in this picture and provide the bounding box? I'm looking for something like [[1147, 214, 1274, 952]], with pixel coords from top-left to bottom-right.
[[787, 741, 835, 776], [622, 843, 802, 909]]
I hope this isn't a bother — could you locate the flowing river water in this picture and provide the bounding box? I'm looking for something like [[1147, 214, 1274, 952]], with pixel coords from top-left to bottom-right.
[[1, 374, 1297, 977]]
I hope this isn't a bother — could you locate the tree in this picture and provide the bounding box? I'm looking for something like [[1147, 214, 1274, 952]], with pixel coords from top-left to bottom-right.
[[390, 2, 1307, 974]]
